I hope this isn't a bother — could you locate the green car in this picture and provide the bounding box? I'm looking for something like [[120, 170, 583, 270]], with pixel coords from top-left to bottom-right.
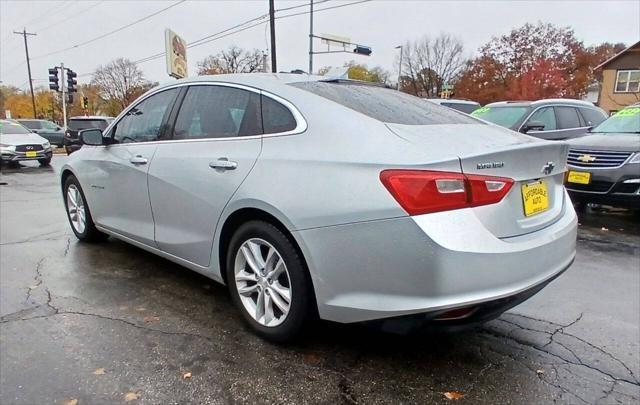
[[17, 119, 65, 147]]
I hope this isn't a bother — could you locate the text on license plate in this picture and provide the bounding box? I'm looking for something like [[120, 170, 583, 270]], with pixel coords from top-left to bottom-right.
[[25, 151, 37, 157], [521, 180, 549, 217], [567, 171, 591, 184]]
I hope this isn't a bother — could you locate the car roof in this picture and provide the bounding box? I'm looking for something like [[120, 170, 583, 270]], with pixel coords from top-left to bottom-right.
[[69, 116, 114, 120], [486, 99, 597, 108]]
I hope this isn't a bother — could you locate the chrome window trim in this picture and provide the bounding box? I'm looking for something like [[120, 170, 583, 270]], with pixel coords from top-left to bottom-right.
[[100, 81, 307, 148], [517, 104, 604, 133]]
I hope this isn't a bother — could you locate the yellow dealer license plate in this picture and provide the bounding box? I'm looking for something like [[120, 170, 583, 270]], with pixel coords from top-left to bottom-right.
[[25, 151, 37, 158], [521, 180, 549, 217], [567, 171, 591, 185]]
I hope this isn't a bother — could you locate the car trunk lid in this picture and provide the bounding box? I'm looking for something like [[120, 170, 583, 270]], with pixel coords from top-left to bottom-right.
[[386, 123, 569, 238]]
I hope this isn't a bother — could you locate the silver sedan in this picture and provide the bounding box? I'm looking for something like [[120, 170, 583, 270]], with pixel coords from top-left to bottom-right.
[[60, 74, 577, 342]]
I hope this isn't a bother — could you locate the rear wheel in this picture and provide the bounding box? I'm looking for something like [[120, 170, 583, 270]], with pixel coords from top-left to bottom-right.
[[63, 175, 108, 242], [226, 220, 313, 342]]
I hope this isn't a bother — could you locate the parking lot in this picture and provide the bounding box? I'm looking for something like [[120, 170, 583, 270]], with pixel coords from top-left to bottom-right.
[[0, 157, 638, 404]]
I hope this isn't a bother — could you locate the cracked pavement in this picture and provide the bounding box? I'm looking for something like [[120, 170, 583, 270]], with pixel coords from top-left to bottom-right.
[[1, 158, 638, 404]]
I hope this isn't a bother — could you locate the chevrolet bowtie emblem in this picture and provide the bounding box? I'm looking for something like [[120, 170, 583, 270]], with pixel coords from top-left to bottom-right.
[[541, 161, 555, 175], [577, 154, 596, 162]]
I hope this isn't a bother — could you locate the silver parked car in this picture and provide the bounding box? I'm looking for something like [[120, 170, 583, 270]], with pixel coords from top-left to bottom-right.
[[61, 74, 577, 341], [1, 119, 53, 166]]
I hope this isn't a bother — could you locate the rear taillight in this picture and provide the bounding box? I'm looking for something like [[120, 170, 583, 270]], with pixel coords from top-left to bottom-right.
[[380, 170, 514, 215]]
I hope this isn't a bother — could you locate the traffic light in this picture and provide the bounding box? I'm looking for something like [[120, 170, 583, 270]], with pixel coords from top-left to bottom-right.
[[48, 67, 59, 91], [82, 96, 89, 109], [66, 69, 77, 93], [353, 45, 372, 56]]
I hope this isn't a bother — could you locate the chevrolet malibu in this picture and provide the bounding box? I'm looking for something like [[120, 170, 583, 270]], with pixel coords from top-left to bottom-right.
[[61, 74, 577, 342]]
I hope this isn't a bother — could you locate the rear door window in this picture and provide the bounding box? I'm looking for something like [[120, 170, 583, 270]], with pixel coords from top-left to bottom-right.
[[261, 95, 297, 133], [19, 120, 40, 130], [555, 107, 582, 129], [526, 107, 557, 131], [173, 85, 262, 139], [290, 81, 477, 125]]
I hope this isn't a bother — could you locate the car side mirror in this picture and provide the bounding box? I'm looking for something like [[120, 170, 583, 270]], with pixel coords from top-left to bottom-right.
[[32, 129, 40, 133], [79, 128, 104, 146], [56, 126, 62, 131], [523, 120, 545, 133]]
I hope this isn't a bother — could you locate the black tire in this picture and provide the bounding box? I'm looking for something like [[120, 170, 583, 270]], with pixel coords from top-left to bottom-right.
[[573, 201, 587, 212], [38, 157, 52, 166], [226, 220, 313, 343], [63, 175, 108, 243]]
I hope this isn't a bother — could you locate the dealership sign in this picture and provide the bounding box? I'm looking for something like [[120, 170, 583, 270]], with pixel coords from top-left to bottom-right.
[[165, 28, 187, 79]]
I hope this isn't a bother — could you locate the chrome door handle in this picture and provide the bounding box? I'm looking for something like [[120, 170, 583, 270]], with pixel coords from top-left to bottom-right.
[[209, 158, 237, 170], [130, 155, 148, 165]]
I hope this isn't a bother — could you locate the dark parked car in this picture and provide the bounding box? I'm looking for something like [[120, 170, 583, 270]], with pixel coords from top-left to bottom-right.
[[17, 119, 64, 146], [565, 104, 640, 209], [64, 116, 114, 154], [471, 99, 607, 140]]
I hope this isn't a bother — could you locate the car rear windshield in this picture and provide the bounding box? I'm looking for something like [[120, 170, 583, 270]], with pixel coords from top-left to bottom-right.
[[0, 120, 31, 135], [68, 119, 111, 131], [289, 81, 479, 125], [592, 107, 640, 134], [471, 106, 529, 128]]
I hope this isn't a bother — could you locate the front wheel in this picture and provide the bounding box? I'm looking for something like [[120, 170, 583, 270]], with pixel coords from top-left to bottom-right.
[[63, 175, 108, 242], [226, 221, 313, 343]]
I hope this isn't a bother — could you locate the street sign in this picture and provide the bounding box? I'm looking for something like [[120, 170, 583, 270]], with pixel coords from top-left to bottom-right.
[[320, 34, 350, 48], [165, 28, 187, 79]]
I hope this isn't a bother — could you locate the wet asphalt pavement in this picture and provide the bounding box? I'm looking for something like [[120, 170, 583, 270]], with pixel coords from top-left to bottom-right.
[[0, 157, 638, 405]]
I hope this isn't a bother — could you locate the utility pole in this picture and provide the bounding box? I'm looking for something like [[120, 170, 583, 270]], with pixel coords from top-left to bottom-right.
[[308, 0, 314, 74], [61, 63, 67, 131], [13, 28, 37, 118], [395, 45, 403, 91], [269, 0, 277, 73]]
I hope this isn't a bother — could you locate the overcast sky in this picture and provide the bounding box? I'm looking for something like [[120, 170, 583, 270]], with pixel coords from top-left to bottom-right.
[[1, 0, 638, 89]]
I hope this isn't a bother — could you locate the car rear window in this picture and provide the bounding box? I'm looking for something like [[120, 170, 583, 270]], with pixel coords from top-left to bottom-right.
[[68, 119, 110, 131], [289, 81, 478, 125]]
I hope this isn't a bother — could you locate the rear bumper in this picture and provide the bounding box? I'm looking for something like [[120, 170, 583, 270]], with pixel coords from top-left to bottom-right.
[[295, 190, 577, 323]]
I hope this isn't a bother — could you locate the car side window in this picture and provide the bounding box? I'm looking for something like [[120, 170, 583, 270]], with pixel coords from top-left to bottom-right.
[[555, 106, 581, 129], [21, 120, 40, 130], [113, 88, 179, 144], [527, 107, 556, 131], [579, 108, 606, 127], [261, 95, 297, 134], [173, 85, 262, 140]]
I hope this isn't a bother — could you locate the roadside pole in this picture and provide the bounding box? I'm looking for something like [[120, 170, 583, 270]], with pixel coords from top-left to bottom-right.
[[308, 0, 314, 74], [13, 28, 37, 118], [61, 63, 67, 132]]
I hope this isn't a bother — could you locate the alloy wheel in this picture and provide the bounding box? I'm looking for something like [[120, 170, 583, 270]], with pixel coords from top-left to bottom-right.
[[234, 238, 292, 327], [66, 184, 86, 234]]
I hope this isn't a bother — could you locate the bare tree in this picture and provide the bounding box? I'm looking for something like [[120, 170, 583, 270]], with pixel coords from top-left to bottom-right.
[[197, 46, 265, 75], [399, 33, 467, 97], [91, 58, 154, 112]]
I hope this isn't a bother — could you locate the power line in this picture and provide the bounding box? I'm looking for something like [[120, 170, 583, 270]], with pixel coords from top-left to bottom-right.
[[34, 1, 105, 33], [134, 0, 371, 66], [11, 1, 76, 31], [31, 0, 186, 60]]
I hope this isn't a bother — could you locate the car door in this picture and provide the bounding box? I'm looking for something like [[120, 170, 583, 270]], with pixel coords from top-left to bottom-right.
[[553, 106, 591, 139], [522, 106, 558, 140], [148, 84, 263, 267], [87, 88, 180, 246]]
